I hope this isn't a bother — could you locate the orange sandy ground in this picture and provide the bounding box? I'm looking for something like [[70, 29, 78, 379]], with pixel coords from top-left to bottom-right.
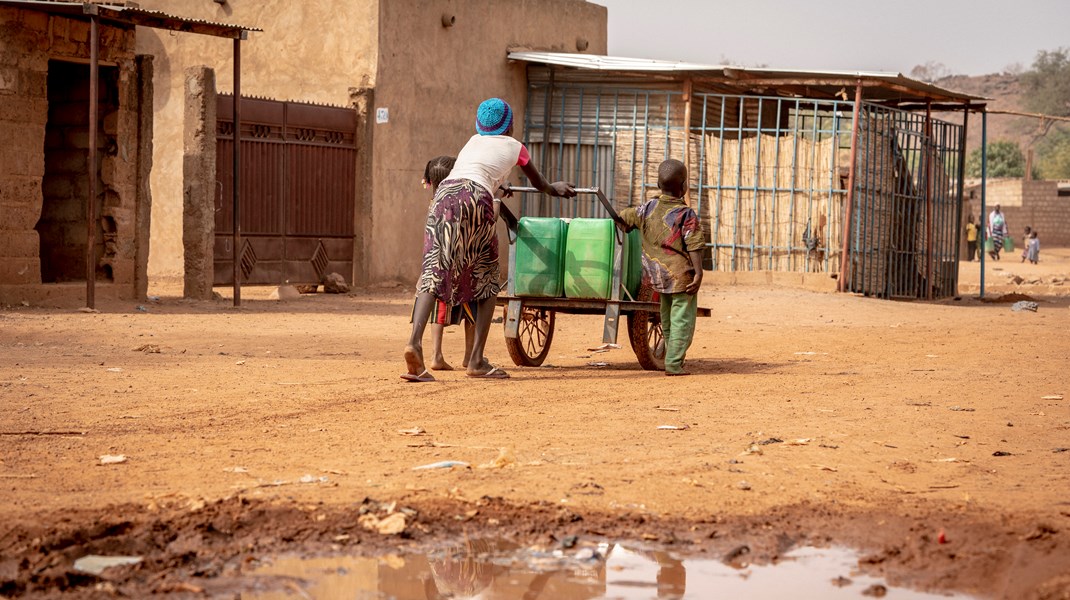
[[1, 249, 1068, 597]]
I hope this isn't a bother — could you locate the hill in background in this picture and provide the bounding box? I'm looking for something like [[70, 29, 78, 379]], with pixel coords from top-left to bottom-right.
[[934, 73, 1049, 161]]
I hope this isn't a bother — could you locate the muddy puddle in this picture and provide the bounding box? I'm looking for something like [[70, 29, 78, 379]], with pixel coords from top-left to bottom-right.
[[240, 539, 975, 599]]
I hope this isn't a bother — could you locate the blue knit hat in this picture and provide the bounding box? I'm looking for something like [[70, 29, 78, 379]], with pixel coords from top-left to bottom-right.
[[475, 98, 513, 136]]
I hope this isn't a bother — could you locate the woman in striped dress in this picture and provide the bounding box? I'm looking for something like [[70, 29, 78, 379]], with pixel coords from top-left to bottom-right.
[[987, 205, 1008, 261], [402, 98, 575, 382]]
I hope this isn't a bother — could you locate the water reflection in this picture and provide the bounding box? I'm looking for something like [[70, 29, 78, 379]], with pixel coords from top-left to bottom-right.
[[243, 539, 973, 600]]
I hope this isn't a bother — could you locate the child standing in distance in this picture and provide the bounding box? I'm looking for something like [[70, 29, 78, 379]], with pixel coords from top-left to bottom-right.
[[1020, 226, 1032, 263], [1026, 230, 1040, 264], [420, 156, 476, 373], [964, 214, 978, 262], [618, 159, 705, 376]]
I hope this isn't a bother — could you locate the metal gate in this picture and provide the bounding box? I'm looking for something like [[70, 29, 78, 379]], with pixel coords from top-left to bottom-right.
[[214, 95, 357, 285], [523, 80, 966, 299]]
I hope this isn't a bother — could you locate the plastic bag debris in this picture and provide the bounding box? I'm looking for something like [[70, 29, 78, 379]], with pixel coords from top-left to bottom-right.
[[73, 555, 142, 575], [99, 454, 127, 465], [1041, 395, 1063, 400], [586, 361, 609, 368], [397, 427, 427, 436], [1011, 301, 1039, 312], [412, 460, 470, 471], [298, 474, 328, 484], [106, 367, 123, 373], [657, 425, 690, 431]]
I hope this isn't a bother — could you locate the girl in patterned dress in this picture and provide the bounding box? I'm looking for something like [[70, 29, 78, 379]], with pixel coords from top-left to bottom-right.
[[402, 98, 575, 382]]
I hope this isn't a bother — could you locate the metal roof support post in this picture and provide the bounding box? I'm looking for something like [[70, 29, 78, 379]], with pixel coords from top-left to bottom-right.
[[953, 107, 969, 295], [232, 35, 243, 307], [682, 78, 692, 203], [85, 13, 99, 309], [924, 102, 934, 300], [837, 80, 863, 292], [980, 109, 987, 298]]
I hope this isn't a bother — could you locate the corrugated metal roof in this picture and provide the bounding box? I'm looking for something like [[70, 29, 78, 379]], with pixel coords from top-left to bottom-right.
[[509, 52, 986, 105], [0, 0, 261, 38]]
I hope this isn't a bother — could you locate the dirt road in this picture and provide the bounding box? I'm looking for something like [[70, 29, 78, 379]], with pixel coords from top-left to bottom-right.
[[1, 251, 1069, 598]]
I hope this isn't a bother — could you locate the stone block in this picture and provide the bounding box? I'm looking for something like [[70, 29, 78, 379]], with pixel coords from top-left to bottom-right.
[[0, 175, 42, 205], [45, 149, 86, 175], [41, 176, 73, 201], [0, 258, 40, 284], [2, 145, 42, 177], [0, 229, 39, 257], [0, 95, 33, 123], [103, 110, 118, 135], [47, 102, 89, 127], [0, 66, 16, 94], [68, 20, 89, 43], [20, 10, 48, 31], [17, 69, 45, 97]]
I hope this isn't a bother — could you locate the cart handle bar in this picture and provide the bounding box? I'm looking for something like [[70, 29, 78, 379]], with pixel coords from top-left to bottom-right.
[[505, 186, 628, 230]]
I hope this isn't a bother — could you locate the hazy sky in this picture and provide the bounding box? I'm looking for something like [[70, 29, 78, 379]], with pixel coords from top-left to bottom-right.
[[590, 0, 1068, 76]]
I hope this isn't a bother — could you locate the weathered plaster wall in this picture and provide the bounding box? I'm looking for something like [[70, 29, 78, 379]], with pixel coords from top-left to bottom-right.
[[134, 0, 379, 280], [370, 0, 607, 283], [0, 8, 141, 304]]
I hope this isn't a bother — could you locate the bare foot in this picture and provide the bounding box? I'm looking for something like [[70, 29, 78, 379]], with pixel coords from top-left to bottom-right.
[[403, 345, 425, 376], [429, 358, 454, 371]]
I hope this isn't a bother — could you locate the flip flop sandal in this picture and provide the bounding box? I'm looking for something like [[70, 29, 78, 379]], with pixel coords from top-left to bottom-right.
[[467, 366, 510, 379], [400, 369, 435, 383]]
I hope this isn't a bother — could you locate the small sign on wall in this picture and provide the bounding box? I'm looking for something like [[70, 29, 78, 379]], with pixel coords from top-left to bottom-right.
[[375, 107, 389, 124]]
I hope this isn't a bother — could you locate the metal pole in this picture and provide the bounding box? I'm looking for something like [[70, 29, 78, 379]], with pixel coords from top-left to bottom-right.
[[925, 103, 934, 300], [232, 36, 242, 307], [837, 81, 863, 292], [85, 15, 99, 309], [682, 78, 692, 203], [953, 109, 968, 296], [980, 109, 987, 298]]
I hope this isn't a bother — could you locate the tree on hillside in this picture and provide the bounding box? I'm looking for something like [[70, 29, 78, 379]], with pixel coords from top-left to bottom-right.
[[910, 61, 950, 83], [1021, 48, 1070, 118], [1035, 125, 1070, 179], [965, 140, 1036, 178]]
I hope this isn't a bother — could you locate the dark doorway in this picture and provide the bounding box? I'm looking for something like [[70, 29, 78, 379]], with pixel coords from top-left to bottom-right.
[[37, 60, 119, 283]]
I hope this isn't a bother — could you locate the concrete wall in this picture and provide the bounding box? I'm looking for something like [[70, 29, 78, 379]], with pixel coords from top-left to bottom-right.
[[370, 0, 607, 283], [0, 8, 142, 305], [134, 0, 380, 280], [964, 179, 1070, 247]]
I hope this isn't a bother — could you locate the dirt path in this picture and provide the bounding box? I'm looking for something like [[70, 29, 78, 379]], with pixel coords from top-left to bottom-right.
[[1, 252, 1069, 598]]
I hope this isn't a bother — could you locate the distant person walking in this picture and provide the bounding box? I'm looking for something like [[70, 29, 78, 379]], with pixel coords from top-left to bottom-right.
[[987, 205, 1009, 261], [965, 214, 979, 261]]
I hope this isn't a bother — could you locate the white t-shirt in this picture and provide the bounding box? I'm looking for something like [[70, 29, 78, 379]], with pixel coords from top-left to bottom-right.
[[447, 135, 529, 196]]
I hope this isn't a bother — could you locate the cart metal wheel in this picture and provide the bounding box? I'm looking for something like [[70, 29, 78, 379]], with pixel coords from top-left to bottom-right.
[[627, 285, 665, 371], [504, 306, 556, 367]]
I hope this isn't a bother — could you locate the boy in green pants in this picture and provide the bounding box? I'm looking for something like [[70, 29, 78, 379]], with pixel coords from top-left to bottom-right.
[[618, 159, 705, 375]]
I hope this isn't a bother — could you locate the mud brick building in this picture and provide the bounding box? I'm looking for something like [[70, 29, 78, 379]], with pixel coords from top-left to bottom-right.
[[134, 0, 608, 290], [0, 4, 150, 305], [964, 179, 1070, 247]]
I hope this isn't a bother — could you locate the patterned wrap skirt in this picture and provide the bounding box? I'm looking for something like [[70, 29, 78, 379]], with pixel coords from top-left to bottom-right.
[[416, 178, 501, 305]]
